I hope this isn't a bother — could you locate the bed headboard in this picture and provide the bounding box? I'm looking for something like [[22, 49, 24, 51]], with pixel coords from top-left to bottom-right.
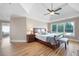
[[33, 28, 46, 34]]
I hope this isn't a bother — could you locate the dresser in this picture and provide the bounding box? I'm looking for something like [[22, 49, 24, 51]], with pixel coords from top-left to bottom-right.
[[27, 34, 35, 43]]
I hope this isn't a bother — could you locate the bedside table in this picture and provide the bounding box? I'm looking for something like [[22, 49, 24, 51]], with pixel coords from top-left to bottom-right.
[[27, 34, 35, 43]]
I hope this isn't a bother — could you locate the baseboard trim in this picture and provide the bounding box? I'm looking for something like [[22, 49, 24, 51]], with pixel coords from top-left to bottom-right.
[[70, 39, 79, 43], [11, 40, 27, 42]]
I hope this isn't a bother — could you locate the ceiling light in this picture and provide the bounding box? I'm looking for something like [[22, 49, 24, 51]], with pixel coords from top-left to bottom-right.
[[50, 12, 55, 15]]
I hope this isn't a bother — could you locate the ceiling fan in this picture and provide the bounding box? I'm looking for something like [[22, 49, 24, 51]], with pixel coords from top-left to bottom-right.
[[44, 3, 67, 15]]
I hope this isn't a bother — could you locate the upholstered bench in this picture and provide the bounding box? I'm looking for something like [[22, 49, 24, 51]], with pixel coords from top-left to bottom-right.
[[59, 38, 69, 49]]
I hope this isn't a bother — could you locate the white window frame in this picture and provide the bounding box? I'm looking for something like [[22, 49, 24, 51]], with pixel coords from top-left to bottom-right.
[[51, 22, 75, 36], [51, 24, 57, 33]]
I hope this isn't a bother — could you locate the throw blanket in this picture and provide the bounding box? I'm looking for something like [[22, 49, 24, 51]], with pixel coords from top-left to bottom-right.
[[46, 34, 64, 45], [46, 36, 57, 44]]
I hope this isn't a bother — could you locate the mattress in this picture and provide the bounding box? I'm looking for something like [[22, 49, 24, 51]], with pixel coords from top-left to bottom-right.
[[35, 33, 61, 42]]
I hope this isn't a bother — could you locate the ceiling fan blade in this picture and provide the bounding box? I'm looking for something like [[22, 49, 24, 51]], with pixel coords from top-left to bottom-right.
[[54, 8, 62, 12], [47, 9, 52, 12], [44, 13, 50, 15], [55, 13, 60, 15]]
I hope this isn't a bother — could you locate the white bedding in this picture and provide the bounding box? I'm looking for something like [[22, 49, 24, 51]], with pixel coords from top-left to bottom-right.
[[35, 33, 62, 42]]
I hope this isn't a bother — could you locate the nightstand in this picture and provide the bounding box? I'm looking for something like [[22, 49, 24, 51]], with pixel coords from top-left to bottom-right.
[[27, 34, 35, 43]]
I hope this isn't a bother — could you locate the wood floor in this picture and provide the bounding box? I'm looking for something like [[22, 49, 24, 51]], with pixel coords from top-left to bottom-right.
[[0, 37, 79, 56]]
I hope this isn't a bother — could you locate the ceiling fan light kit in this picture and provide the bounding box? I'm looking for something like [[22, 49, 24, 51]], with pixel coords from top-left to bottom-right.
[[49, 12, 55, 15], [44, 3, 67, 16]]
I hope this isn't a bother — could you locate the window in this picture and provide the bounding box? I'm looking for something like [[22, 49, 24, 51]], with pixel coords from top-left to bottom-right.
[[51, 22, 74, 36], [58, 24, 64, 32], [65, 22, 73, 33], [52, 24, 57, 32]]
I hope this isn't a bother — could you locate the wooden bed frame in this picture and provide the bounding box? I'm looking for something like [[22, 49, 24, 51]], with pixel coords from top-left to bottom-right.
[[33, 28, 60, 49]]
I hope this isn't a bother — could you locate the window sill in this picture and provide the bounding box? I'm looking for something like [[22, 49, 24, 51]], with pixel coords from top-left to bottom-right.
[[64, 33, 75, 37]]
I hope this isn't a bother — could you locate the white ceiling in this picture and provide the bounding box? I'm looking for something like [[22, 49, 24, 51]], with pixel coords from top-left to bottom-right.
[[0, 3, 79, 22], [0, 3, 26, 21]]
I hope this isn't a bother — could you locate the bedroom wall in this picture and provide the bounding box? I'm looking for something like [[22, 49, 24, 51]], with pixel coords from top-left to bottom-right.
[[26, 17, 47, 34], [47, 17, 79, 40], [10, 16, 26, 42], [0, 20, 9, 40]]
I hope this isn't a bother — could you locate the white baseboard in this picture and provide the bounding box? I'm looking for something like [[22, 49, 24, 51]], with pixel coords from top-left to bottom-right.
[[71, 39, 79, 43], [11, 40, 27, 42], [74, 40, 79, 42]]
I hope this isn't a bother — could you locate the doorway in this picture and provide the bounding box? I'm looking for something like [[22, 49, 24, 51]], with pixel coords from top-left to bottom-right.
[[2, 23, 10, 38], [1, 23, 10, 47]]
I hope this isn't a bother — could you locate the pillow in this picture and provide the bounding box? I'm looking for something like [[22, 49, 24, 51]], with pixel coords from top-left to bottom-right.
[[41, 32, 46, 35], [36, 29, 41, 34]]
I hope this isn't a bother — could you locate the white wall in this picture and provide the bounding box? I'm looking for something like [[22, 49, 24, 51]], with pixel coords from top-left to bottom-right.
[[10, 16, 26, 42], [10, 16, 47, 42], [0, 21, 1, 45], [26, 17, 47, 34]]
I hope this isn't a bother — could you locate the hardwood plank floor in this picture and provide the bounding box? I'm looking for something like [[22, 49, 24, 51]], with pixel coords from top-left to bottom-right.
[[0, 38, 79, 56]]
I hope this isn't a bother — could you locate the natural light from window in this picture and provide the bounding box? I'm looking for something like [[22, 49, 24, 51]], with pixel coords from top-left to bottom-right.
[[51, 22, 75, 36]]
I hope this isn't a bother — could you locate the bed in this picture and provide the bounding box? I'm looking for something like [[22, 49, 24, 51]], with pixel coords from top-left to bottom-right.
[[35, 33, 62, 42], [33, 28, 63, 48]]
